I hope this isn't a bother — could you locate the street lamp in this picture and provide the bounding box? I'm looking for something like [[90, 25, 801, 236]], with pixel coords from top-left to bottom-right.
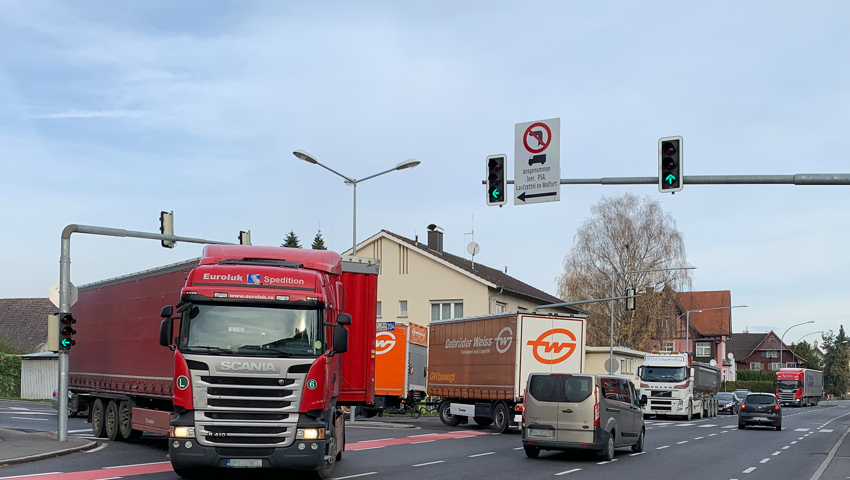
[[780, 320, 816, 368], [609, 266, 696, 373], [293, 150, 420, 255], [684, 305, 748, 352]]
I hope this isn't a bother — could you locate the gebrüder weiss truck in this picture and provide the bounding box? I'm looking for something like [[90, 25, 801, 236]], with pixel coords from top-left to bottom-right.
[[366, 322, 428, 415], [428, 312, 587, 433]]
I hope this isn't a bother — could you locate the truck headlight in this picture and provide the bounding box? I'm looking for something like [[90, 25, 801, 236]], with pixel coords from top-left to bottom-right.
[[170, 426, 195, 438], [296, 428, 325, 440]]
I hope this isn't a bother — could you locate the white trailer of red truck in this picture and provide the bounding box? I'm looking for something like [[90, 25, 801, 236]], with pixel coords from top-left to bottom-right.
[[776, 368, 823, 407], [639, 352, 720, 420]]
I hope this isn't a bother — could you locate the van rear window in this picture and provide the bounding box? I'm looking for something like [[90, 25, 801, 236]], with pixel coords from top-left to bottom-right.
[[529, 375, 592, 403]]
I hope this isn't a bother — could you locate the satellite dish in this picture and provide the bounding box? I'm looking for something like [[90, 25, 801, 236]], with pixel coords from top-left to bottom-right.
[[727, 352, 735, 360], [710, 359, 717, 366], [467, 242, 480, 256]]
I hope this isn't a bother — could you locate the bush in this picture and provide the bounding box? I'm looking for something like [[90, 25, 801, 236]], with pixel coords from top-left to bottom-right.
[[735, 370, 777, 382], [0, 354, 22, 398], [721, 380, 775, 393]]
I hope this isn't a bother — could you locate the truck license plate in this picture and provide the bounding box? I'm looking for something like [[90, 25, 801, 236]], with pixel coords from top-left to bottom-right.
[[529, 429, 554, 438], [226, 459, 263, 468]]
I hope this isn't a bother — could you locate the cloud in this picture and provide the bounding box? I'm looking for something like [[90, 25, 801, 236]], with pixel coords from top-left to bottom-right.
[[29, 109, 145, 119]]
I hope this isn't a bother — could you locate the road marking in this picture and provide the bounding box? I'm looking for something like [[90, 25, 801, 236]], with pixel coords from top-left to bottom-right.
[[698, 424, 717, 428], [0, 461, 174, 480], [810, 423, 850, 480], [694, 436, 704, 440], [656, 445, 669, 450], [782, 446, 790, 449], [629, 452, 645, 456], [104, 462, 168, 469], [820, 429, 834, 433], [760, 458, 770, 464], [799, 437, 805, 440], [596, 458, 618, 465], [743, 467, 757, 473], [412, 461, 445, 467], [85, 444, 108, 453], [677, 441, 688, 444], [791, 441, 797, 444], [709, 433, 717, 436], [348, 430, 488, 450], [513, 447, 524, 450], [0, 474, 62, 480], [772, 451, 781, 455], [555, 468, 582, 476], [352, 446, 385, 451], [722, 425, 737, 428], [795, 428, 810, 432], [468, 452, 496, 458], [10, 417, 48, 421], [332, 473, 378, 480], [411, 440, 435, 444], [8, 407, 30, 410], [68, 429, 90, 433]]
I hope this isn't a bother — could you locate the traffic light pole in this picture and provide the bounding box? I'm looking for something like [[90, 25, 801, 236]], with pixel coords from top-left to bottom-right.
[[497, 173, 850, 186], [56, 224, 234, 441]]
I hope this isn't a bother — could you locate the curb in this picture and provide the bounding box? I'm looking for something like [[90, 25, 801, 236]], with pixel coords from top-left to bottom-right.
[[0, 439, 98, 466]]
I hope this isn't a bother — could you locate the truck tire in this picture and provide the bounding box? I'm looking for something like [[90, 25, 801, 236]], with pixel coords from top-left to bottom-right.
[[473, 417, 493, 426], [118, 401, 141, 440], [105, 400, 123, 441], [91, 398, 107, 438], [315, 423, 338, 479], [493, 403, 509, 434], [685, 402, 692, 422], [438, 401, 461, 427]]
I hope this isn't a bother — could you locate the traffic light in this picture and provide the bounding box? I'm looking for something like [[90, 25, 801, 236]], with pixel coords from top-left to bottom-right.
[[658, 136, 683, 193], [486, 155, 507, 206], [160, 211, 175, 248], [58, 313, 76, 351], [238, 230, 252, 245], [625, 287, 636, 311]]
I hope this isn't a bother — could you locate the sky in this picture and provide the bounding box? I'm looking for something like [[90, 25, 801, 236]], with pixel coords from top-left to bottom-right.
[[1, 1, 849, 344]]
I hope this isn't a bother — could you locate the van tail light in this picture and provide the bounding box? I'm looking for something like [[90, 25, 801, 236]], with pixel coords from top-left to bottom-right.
[[593, 385, 600, 427], [519, 400, 526, 424], [774, 405, 780, 411]]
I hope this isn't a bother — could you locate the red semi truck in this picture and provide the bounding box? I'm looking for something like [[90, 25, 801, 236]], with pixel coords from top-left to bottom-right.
[[775, 368, 823, 407], [68, 245, 378, 479]]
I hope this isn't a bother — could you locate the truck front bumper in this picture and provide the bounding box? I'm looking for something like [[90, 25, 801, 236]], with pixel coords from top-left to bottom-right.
[[169, 438, 327, 471]]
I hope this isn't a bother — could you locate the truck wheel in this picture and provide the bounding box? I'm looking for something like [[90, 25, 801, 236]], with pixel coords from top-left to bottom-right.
[[685, 402, 693, 421], [91, 398, 106, 438], [118, 401, 140, 440], [315, 424, 337, 479], [105, 400, 124, 441], [473, 417, 493, 426], [493, 403, 509, 434], [438, 401, 461, 427]]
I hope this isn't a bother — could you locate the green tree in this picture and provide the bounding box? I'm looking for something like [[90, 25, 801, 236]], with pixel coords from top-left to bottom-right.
[[311, 230, 327, 250], [822, 326, 850, 396], [789, 340, 823, 370], [0, 332, 26, 355], [281, 230, 302, 248]]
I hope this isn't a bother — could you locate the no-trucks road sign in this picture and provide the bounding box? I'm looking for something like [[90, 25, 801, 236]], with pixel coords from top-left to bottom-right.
[[514, 118, 560, 205]]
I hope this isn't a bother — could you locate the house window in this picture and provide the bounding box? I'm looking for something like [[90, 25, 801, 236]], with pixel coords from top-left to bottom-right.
[[376, 301, 382, 318], [750, 362, 762, 370], [431, 301, 463, 321], [785, 362, 796, 368], [661, 341, 674, 353], [496, 302, 507, 313], [769, 362, 781, 370], [399, 300, 408, 317], [764, 350, 778, 358], [696, 342, 711, 357]]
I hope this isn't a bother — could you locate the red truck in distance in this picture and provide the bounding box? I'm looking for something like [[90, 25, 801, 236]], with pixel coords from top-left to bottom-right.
[[68, 245, 378, 479], [775, 368, 823, 407]]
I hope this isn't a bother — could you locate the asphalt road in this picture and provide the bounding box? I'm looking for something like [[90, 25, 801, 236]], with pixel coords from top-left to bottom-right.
[[1, 400, 848, 480]]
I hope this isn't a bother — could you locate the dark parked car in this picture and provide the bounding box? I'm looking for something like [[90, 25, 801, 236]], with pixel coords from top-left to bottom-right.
[[738, 393, 782, 430], [716, 392, 740, 414], [733, 389, 750, 402]]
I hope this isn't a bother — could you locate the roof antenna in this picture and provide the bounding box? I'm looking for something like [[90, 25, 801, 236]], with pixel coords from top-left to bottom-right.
[[464, 215, 478, 269]]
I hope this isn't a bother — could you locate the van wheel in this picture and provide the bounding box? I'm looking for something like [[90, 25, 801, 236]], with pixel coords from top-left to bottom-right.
[[598, 434, 615, 461], [524, 446, 540, 458], [91, 398, 106, 438], [493, 403, 509, 434], [631, 428, 644, 453], [438, 401, 461, 427], [473, 417, 493, 426]]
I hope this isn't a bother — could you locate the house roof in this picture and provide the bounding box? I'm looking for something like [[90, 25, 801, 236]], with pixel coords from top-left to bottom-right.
[[727, 332, 768, 360], [354, 230, 585, 315], [678, 291, 733, 336], [0, 298, 55, 353]]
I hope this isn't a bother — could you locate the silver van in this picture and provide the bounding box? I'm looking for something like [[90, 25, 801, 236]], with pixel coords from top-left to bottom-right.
[[522, 373, 645, 460]]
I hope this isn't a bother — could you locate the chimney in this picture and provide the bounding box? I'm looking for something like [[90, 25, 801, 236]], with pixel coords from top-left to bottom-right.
[[426, 224, 443, 253]]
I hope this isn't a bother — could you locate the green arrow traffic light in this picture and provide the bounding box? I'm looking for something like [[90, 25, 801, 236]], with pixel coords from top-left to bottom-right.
[[491, 188, 500, 199], [61, 338, 72, 347], [666, 174, 676, 184]]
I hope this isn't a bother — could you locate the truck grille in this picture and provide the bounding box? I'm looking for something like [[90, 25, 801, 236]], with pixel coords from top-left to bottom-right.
[[651, 391, 672, 397], [779, 393, 797, 402]]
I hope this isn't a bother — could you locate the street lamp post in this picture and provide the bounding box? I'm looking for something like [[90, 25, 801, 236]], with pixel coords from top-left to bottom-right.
[[780, 320, 816, 368], [684, 305, 748, 352], [293, 150, 419, 255], [609, 266, 696, 373]]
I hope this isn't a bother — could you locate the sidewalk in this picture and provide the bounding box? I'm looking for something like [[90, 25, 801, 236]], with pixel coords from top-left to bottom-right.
[[0, 428, 96, 466]]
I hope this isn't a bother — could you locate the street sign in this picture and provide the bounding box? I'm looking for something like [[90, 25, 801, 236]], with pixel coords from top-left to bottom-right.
[[515, 118, 561, 205], [49, 281, 78, 308]]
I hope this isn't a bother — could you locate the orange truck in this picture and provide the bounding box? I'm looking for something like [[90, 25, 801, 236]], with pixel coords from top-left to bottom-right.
[[363, 321, 428, 415]]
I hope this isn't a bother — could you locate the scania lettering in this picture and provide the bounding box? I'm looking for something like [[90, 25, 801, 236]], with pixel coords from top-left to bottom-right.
[[65, 246, 378, 479], [639, 352, 720, 420]]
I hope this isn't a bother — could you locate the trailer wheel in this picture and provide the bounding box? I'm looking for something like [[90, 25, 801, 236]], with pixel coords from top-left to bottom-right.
[[105, 400, 123, 441], [91, 398, 106, 438], [118, 401, 141, 440], [493, 403, 509, 434], [438, 401, 461, 426]]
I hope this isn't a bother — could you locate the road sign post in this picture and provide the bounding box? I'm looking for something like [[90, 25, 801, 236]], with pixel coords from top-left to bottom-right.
[[515, 118, 561, 205]]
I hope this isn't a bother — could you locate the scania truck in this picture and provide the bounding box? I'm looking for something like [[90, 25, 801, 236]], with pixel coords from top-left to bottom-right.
[[68, 245, 378, 479], [776, 368, 823, 407], [639, 352, 720, 420]]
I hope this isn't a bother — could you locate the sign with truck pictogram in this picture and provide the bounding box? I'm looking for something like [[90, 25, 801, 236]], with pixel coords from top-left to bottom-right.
[[514, 118, 561, 205]]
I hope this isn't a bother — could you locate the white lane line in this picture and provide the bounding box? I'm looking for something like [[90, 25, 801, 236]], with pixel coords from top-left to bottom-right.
[[555, 468, 582, 476], [353, 446, 385, 451], [10, 417, 48, 421], [772, 451, 781, 456], [656, 445, 670, 450], [782, 446, 790, 450], [468, 452, 496, 458], [675, 423, 693, 427], [104, 461, 170, 469], [85, 444, 108, 454], [760, 458, 770, 464], [791, 441, 797, 444], [68, 429, 91, 433], [332, 473, 378, 480], [629, 452, 646, 456], [407, 433, 438, 438], [698, 424, 717, 428], [412, 460, 445, 467], [8, 407, 30, 410], [794, 428, 810, 432], [596, 458, 618, 465], [513, 447, 524, 450], [743, 467, 757, 474], [810, 420, 850, 480], [819, 429, 834, 433], [359, 438, 393, 442], [677, 441, 688, 444], [694, 436, 704, 440], [798, 437, 804, 440], [722, 425, 737, 428], [0, 473, 62, 479], [411, 440, 435, 445], [708, 433, 718, 436]]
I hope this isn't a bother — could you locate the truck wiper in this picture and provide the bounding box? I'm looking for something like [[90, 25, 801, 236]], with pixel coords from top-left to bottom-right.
[[186, 345, 235, 354], [238, 345, 294, 357]]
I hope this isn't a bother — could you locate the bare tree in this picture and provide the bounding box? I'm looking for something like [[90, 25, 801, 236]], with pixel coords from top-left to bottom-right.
[[556, 193, 691, 349]]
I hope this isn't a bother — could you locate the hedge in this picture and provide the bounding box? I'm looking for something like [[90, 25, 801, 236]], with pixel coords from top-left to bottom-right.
[[721, 380, 775, 393], [0, 354, 22, 398]]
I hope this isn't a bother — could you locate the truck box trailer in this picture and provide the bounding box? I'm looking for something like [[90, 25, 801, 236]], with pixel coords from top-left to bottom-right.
[[368, 322, 427, 414], [639, 352, 720, 420], [776, 368, 823, 407], [68, 246, 378, 479], [427, 312, 586, 433]]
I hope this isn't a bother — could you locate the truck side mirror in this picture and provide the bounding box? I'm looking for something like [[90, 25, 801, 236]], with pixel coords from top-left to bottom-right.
[[159, 318, 173, 348], [337, 313, 352, 325], [161, 305, 173, 318], [333, 325, 349, 354], [690, 367, 695, 378]]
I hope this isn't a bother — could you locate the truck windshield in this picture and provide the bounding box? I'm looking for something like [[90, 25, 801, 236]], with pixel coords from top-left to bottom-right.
[[179, 303, 322, 357], [776, 380, 801, 389], [640, 366, 687, 383]]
